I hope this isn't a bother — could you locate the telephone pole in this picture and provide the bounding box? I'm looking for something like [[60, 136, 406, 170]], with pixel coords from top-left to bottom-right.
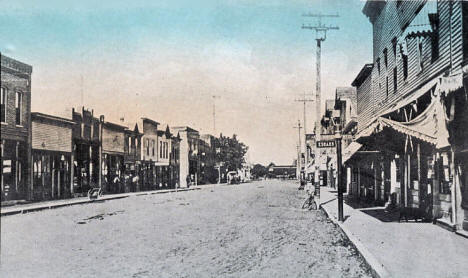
[[295, 92, 314, 177], [302, 12, 339, 186], [293, 120, 302, 180], [212, 95, 220, 135]]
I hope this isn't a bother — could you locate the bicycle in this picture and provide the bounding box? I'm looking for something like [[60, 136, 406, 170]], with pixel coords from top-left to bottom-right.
[[301, 192, 318, 210]]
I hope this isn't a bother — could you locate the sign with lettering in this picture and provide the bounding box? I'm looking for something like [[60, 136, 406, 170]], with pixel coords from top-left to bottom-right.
[[316, 140, 336, 148]]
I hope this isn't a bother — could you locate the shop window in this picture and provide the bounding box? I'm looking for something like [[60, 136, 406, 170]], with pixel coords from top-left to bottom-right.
[[1, 87, 6, 123], [15, 91, 22, 125], [438, 152, 452, 194]]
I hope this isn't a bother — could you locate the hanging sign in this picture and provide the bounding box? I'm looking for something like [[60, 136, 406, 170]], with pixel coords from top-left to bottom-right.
[[316, 140, 336, 148]]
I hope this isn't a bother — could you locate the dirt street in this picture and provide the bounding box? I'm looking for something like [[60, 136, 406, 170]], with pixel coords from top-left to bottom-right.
[[1, 180, 372, 278]]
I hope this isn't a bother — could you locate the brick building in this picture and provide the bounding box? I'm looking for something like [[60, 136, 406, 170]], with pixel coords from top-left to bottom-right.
[[1, 54, 32, 201], [71, 107, 100, 196]]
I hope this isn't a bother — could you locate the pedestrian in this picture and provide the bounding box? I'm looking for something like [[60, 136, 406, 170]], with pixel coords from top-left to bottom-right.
[[186, 175, 191, 188]]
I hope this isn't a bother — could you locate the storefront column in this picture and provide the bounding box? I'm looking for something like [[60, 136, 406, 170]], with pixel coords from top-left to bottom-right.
[[451, 149, 458, 226], [405, 154, 410, 207], [70, 147, 74, 195]]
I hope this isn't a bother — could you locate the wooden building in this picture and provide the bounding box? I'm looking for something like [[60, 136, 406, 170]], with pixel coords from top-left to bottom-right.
[[31, 112, 75, 200], [347, 0, 468, 234]]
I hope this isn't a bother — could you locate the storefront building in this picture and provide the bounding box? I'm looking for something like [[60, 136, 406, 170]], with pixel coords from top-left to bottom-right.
[[101, 118, 126, 194], [124, 123, 142, 192], [1, 54, 32, 201], [345, 0, 468, 235], [71, 107, 100, 196], [31, 112, 75, 200]]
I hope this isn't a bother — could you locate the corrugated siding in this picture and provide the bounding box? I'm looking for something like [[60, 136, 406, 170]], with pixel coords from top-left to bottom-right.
[[32, 121, 72, 152]]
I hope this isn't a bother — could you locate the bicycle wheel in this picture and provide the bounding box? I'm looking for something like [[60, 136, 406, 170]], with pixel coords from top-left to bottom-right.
[[309, 199, 317, 210], [301, 198, 310, 209]]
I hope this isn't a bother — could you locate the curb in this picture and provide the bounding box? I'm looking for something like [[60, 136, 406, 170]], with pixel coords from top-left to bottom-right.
[[320, 204, 392, 278], [1, 187, 200, 217]]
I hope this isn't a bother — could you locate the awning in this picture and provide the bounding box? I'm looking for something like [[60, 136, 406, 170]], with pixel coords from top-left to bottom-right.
[[377, 94, 450, 149], [355, 118, 382, 144], [342, 142, 362, 164], [379, 74, 441, 117], [440, 73, 464, 96]]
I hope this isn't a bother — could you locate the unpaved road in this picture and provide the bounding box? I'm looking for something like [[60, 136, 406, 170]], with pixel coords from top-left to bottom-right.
[[1, 180, 371, 278]]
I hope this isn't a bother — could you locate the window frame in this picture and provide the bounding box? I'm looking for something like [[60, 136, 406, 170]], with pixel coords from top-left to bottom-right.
[[15, 91, 23, 126], [0, 87, 6, 123]]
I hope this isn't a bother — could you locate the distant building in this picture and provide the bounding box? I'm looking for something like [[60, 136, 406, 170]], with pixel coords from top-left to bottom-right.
[[1, 54, 32, 201], [101, 117, 127, 194], [171, 126, 200, 187], [71, 107, 100, 196]]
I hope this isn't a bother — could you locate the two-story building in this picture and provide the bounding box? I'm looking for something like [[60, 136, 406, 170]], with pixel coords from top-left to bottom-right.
[[155, 126, 172, 188], [1, 54, 32, 201], [31, 112, 75, 200], [171, 126, 200, 187], [348, 0, 468, 234], [71, 107, 101, 196], [139, 118, 159, 191], [101, 117, 126, 194], [124, 123, 142, 192]]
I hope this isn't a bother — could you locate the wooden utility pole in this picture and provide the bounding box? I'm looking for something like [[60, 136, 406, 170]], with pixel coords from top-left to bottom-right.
[[293, 120, 303, 180], [302, 12, 339, 185], [295, 92, 314, 177], [212, 95, 220, 135]]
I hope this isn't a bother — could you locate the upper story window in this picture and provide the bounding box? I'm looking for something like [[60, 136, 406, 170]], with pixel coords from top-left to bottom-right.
[[383, 48, 388, 68], [146, 139, 150, 156], [376, 58, 381, 75], [397, 1, 402, 8], [15, 91, 22, 125], [160, 141, 163, 158], [392, 38, 397, 63], [417, 37, 424, 72], [1, 87, 6, 123], [165, 142, 168, 158], [152, 140, 155, 156], [393, 67, 398, 94]]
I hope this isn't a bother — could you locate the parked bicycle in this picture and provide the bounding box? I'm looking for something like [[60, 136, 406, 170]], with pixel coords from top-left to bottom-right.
[[301, 193, 317, 210]]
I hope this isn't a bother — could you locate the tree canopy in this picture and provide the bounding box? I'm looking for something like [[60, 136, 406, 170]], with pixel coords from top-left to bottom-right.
[[215, 134, 248, 171]]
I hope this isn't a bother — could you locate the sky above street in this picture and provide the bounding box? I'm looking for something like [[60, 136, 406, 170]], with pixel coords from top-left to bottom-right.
[[0, 0, 372, 165]]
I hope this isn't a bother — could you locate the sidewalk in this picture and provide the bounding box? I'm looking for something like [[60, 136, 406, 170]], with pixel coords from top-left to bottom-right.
[[1, 187, 200, 216], [319, 187, 468, 278]]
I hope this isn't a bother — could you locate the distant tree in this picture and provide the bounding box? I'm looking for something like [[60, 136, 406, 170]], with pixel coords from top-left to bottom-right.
[[215, 133, 249, 171], [251, 164, 267, 178]]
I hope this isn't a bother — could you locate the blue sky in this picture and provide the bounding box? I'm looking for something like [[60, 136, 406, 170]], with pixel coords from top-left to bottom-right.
[[0, 0, 372, 165]]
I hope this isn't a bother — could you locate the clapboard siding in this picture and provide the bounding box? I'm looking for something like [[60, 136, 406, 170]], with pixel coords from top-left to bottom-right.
[[32, 121, 72, 153], [357, 74, 374, 131], [364, 0, 465, 122]]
